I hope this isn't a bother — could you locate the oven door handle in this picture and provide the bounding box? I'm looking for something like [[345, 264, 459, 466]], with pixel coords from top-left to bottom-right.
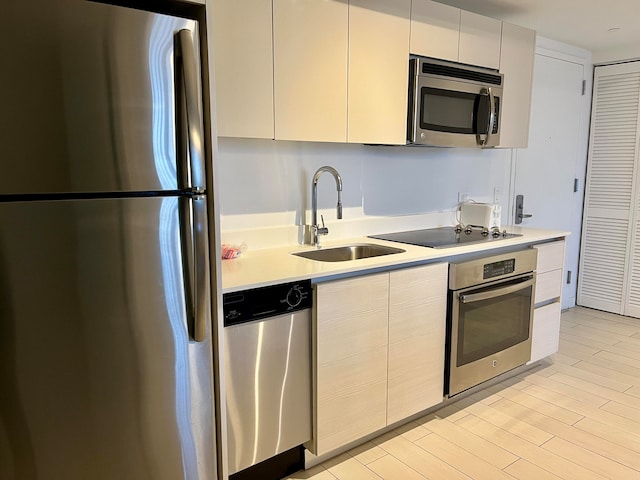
[[459, 277, 534, 304]]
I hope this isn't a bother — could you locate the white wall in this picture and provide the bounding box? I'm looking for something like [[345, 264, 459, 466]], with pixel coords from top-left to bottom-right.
[[593, 44, 640, 65], [218, 137, 512, 248]]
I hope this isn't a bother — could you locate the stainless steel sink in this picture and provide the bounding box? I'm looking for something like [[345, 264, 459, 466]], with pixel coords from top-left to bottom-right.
[[292, 243, 405, 262]]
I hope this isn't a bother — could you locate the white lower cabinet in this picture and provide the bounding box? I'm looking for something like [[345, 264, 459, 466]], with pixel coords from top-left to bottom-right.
[[313, 272, 389, 456], [529, 240, 565, 363], [311, 263, 447, 456], [530, 301, 562, 363], [387, 263, 447, 424]]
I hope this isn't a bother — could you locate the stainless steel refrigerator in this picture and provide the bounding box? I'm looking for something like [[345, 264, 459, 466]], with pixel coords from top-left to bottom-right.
[[0, 1, 218, 479]]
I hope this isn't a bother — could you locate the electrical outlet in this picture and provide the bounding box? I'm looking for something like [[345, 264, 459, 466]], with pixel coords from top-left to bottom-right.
[[458, 192, 469, 203], [493, 187, 502, 205]]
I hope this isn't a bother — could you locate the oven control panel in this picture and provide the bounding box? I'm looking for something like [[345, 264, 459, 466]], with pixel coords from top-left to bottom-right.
[[483, 258, 515, 279], [449, 248, 537, 290]]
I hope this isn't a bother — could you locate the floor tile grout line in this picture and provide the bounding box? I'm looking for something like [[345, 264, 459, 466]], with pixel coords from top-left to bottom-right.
[[310, 307, 640, 480]]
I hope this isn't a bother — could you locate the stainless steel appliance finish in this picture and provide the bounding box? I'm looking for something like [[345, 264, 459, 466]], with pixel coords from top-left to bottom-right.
[[0, 1, 216, 479], [447, 249, 537, 396], [407, 57, 503, 148], [309, 166, 343, 246], [369, 226, 521, 249], [223, 282, 312, 476], [292, 243, 405, 262]]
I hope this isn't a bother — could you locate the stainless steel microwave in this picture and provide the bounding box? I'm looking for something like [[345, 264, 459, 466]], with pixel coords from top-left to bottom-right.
[[407, 57, 504, 148]]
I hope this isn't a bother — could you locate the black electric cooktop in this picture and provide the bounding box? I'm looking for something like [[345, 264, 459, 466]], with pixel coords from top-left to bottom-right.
[[369, 226, 522, 249]]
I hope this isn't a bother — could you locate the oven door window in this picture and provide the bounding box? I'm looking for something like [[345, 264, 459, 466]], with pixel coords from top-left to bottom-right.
[[420, 87, 499, 136], [456, 277, 533, 366]]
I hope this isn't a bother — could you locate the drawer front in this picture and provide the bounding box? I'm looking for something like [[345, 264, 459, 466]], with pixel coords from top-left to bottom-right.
[[535, 269, 563, 305], [529, 301, 561, 363], [534, 240, 565, 273]]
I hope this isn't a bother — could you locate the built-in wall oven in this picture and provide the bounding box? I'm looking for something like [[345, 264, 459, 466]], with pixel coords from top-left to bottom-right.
[[446, 249, 537, 397]]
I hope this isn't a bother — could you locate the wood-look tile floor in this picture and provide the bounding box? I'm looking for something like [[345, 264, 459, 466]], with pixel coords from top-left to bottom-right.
[[286, 306, 640, 480]]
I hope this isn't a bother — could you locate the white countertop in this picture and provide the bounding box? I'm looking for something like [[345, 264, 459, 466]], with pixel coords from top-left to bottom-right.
[[221, 226, 569, 293]]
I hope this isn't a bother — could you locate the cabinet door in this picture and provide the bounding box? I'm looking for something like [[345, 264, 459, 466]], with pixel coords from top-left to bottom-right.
[[211, 0, 274, 138], [410, 0, 460, 62], [273, 0, 348, 142], [529, 301, 561, 363], [348, 0, 411, 145], [313, 273, 389, 455], [458, 10, 501, 69], [388, 263, 447, 425], [498, 22, 535, 148]]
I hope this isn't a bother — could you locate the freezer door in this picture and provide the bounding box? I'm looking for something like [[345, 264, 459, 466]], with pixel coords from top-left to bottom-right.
[[0, 197, 215, 480], [0, 0, 202, 195]]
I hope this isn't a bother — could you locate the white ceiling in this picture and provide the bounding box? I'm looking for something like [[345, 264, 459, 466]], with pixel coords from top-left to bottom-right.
[[435, 0, 640, 59]]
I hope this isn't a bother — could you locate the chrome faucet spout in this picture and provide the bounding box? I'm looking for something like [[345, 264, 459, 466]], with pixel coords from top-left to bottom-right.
[[311, 166, 343, 246]]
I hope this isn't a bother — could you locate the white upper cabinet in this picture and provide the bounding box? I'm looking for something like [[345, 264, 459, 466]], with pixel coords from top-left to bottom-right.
[[211, 0, 274, 139], [410, 0, 502, 70], [410, 0, 460, 62], [458, 11, 501, 69], [348, 0, 411, 145], [273, 0, 348, 142], [211, 0, 534, 146], [498, 22, 536, 148]]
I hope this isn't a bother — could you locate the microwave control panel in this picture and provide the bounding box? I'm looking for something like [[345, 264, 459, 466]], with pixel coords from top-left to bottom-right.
[[483, 259, 515, 279]]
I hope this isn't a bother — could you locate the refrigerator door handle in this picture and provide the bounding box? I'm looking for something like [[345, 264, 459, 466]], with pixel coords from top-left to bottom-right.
[[176, 28, 208, 342], [179, 194, 208, 342], [176, 28, 205, 191]]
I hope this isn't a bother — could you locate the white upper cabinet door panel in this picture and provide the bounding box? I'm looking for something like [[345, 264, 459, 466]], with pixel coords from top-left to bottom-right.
[[458, 10, 501, 69], [273, 0, 348, 142], [410, 0, 460, 62], [348, 0, 411, 145], [498, 21, 535, 148], [212, 0, 274, 139]]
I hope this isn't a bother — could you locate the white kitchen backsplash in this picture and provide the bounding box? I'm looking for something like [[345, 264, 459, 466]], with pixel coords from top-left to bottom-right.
[[220, 207, 459, 250], [217, 137, 513, 249]]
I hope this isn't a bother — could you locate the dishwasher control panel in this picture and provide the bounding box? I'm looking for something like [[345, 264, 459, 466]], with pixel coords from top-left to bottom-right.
[[223, 280, 312, 327]]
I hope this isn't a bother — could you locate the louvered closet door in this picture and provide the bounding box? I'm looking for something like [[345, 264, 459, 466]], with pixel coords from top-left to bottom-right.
[[578, 62, 640, 315]]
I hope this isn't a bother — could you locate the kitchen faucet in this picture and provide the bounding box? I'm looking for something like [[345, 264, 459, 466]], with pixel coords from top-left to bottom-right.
[[310, 166, 343, 247]]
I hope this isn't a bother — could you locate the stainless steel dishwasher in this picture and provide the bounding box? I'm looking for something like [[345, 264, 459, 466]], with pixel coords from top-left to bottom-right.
[[223, 280, 312, 479]]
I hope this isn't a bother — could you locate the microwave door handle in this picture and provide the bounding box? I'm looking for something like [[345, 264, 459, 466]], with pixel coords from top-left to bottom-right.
[[477, 87, 495, 146], [459, 277, 535, 304], [408, 58, 420, 142]]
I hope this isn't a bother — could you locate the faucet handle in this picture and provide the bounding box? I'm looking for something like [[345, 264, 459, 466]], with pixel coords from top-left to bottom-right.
[[317, 214, 329, 236]]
